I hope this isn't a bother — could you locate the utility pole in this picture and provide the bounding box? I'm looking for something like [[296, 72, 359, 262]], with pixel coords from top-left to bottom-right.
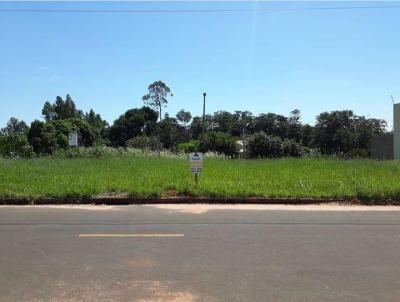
[[202, 92, 206, 136]]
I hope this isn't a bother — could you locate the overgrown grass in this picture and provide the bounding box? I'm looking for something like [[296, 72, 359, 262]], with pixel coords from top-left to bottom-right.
[[0, 154, 399, 200]]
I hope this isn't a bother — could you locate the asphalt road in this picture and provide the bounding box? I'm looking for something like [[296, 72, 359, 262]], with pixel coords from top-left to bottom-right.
[[0, 204, 400, 302]]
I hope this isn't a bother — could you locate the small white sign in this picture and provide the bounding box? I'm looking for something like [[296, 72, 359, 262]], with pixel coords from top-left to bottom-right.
[[68, 131, 78, 147], [189, 152, 203, 173]]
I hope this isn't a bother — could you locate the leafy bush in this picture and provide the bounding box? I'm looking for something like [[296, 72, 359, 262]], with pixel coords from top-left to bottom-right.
[[27, 118, 99, 155], [155, 116, 189, 149], [200, 131, 239, 157], [126, 135, 162, 151], [299, 146, 323, 158], [50, 118, 97, 147], [109, 107, 158, 146], [345, 148, 370, 159], [246, 132, 283, 158], [0, 134, 35, 158], [27, 120, 58, 155], [175, 140, 200, 153], [282, 139, 302, 157], [246, 132, 309, 158]]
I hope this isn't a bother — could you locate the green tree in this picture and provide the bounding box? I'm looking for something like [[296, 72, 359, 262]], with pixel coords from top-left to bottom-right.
[[189, 114, 214, 139], [126, 135, 162, 151], [199, 131, 239, 157], [301, 124, 315, 147], [287, 109, 302, 142], [84, 109, 109, 144], [1, 117, 29, 135], [231, 111, 254, 137], [314, 110, 359, 154], [85, 109, 108, 129], [246, 132, 284, 158], [212, 111, 235, 133], [42, 94, 83, 121], [354, 116, 386, 150], [142, 81, 172, 121], [27, 120, 58, 154], [50, 118, 97, 147], [155, 115, 189, 149], [251, 113, 289, 139], [176, 109, 192, 126], [27, 118, 99, 154], [0, 134, 34, 158], [109, 107, 158, 146]]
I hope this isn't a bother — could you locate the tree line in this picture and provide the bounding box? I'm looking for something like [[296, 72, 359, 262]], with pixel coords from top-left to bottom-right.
[[0, 81, 387, 158]]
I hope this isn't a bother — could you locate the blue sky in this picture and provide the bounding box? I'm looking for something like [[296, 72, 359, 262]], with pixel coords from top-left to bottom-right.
[[1, 1, 400, 128]]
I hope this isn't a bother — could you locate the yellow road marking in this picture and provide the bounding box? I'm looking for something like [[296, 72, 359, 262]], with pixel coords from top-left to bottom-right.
[[78, 233, 184, 238]]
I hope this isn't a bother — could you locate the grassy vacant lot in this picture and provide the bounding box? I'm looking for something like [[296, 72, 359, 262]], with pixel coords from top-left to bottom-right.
[[0, 154, 399, 200]]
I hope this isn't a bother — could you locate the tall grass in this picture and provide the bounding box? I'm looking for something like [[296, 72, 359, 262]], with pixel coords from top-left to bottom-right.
[[0, 153, 399, 200], [52, 146, 228, 159]]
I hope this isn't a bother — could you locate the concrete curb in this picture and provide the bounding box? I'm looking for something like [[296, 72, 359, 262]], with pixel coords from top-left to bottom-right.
[[0, 197, 399, 206]]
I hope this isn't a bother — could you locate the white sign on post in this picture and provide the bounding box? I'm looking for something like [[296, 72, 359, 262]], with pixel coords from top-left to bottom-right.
[[189, 152, 203, 173], [68, 131, 78, 147]]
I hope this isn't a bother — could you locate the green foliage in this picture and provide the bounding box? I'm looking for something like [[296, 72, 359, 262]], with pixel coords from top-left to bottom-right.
[[0, 87, 390, 158], [175, 140, 200, 153], [27, 118, 98, 155], [0, 134, 34, 158], [84, 109, 109, 144], [212, 111, 235, 133], [1, 117, 29, 135], [282, 139, 302, 157], [176, 109, 192, 126], [245, 132, 303, 158], [314, 110, 386, 154], [109, 107, 158, 146], [85, 109, 108, 129], [155, 116, 189, 149], [301, 124, 315, 147], [200, 131, 239, 157], [126, 136, 162, 151], [142, 81, 172, 121], [299, 146, 322, 158], [189, 116, 204, 139], [27, 120, 58, 155], [287, 109, 302, 142], [42, 95, 83, 121], [246, 132, 284, 158], [51, 118, 97, 147], [251, 113, 289, 139], [344, 148, 370, 159]]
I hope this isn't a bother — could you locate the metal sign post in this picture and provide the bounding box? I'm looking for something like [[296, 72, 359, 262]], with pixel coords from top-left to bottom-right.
[[189, 152, 203, 184]]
